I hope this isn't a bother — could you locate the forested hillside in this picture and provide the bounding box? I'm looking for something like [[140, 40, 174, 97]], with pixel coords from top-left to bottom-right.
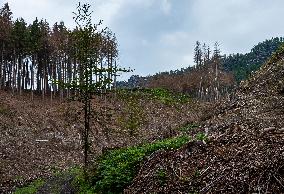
[[223, 37, 284, 82], [119, 37, 284, 93]]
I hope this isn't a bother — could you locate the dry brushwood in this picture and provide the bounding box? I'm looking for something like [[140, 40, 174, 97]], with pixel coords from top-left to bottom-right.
[[126, 51, 284, 193]]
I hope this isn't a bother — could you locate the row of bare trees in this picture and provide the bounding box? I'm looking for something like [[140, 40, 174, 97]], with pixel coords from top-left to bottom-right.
[[137, 41, 235, 102], [194, 41, 224, 101], [0, 3, 120, 100]]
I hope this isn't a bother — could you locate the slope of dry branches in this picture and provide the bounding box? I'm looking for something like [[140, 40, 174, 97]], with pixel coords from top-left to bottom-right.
[[126, 54, 284, 193], [0, 89, 206, 193]]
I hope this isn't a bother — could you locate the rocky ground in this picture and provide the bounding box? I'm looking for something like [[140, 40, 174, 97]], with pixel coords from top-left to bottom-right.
[[126, 52, 284, 193]]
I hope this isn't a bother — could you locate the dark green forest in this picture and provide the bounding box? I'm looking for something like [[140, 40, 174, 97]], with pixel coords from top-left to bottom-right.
[[223, 37, 284, 82]]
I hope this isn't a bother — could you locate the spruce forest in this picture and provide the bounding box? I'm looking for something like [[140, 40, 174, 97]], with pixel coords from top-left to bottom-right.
[[0, 3, 121, 100], [0, 2, 284, 194]]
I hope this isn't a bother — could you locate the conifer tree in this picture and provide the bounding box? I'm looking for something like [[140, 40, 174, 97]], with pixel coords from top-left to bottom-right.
[[194, 41, 202, 67], [54, 2, 129, 171], [212, 41, 221, 100], [0, 2, 128, 106], [11, 18, 26, 94], [0, 3, 12, 89], [202, 43, 211, 66]]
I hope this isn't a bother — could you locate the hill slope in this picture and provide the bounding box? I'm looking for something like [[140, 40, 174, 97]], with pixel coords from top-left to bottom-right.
[[126, 44, 284, 193], [0, 89, 207, 193]]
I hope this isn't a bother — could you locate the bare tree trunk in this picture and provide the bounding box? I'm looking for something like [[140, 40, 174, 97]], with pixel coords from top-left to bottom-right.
[[60, 58, 63, 101], [0, 43, 3, 90], [113, 60, 117, 98], [82, 91, 91, 177], [18, 56, 22, 95], [199, 77, 203, 100], [24, 58, 29, 90], [42, 67, 45, 100], [31, 55, 36, 101]]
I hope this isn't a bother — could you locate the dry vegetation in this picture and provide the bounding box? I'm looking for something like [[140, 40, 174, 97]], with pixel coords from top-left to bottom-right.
[[0, 88, 208, 193], [2, 50, 284, 194], [126, 48, 284, 194], [2, 52, 284, 193]]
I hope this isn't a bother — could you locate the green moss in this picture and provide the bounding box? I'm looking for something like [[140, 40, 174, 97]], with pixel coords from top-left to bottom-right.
[[14, 179, 45, 194]]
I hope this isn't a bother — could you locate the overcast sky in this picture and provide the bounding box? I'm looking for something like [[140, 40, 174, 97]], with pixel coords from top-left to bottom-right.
[[3, 0, 284, 80]]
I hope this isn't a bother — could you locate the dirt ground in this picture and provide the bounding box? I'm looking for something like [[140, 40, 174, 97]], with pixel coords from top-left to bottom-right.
[[0, 89, 206, 193]]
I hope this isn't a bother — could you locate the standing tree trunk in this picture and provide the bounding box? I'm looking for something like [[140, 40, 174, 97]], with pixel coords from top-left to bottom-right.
[[83, 93, 91, 168], [0, 43, 3, 89], [31, 55, 36, 100]]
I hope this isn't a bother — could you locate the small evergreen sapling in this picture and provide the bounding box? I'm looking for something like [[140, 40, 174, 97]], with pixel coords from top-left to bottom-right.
[[54, 2, 129, 173]]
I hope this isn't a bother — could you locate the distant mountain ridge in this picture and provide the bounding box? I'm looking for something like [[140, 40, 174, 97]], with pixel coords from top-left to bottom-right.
[[223, 37, 284, 82], [119, 37, 284, 90]]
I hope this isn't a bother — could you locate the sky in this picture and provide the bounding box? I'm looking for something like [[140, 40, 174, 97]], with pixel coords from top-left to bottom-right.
[[3, 0, 284, 80]]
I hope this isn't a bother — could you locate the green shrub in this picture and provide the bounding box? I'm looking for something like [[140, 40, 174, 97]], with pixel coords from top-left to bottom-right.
[[117, 94, 145, 135], [195, 132, 208, 142], [70, 167, 95, 194], [147, 88, 191, 105], [92, 136, 191, 193], [156, 168, 167, 186]]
